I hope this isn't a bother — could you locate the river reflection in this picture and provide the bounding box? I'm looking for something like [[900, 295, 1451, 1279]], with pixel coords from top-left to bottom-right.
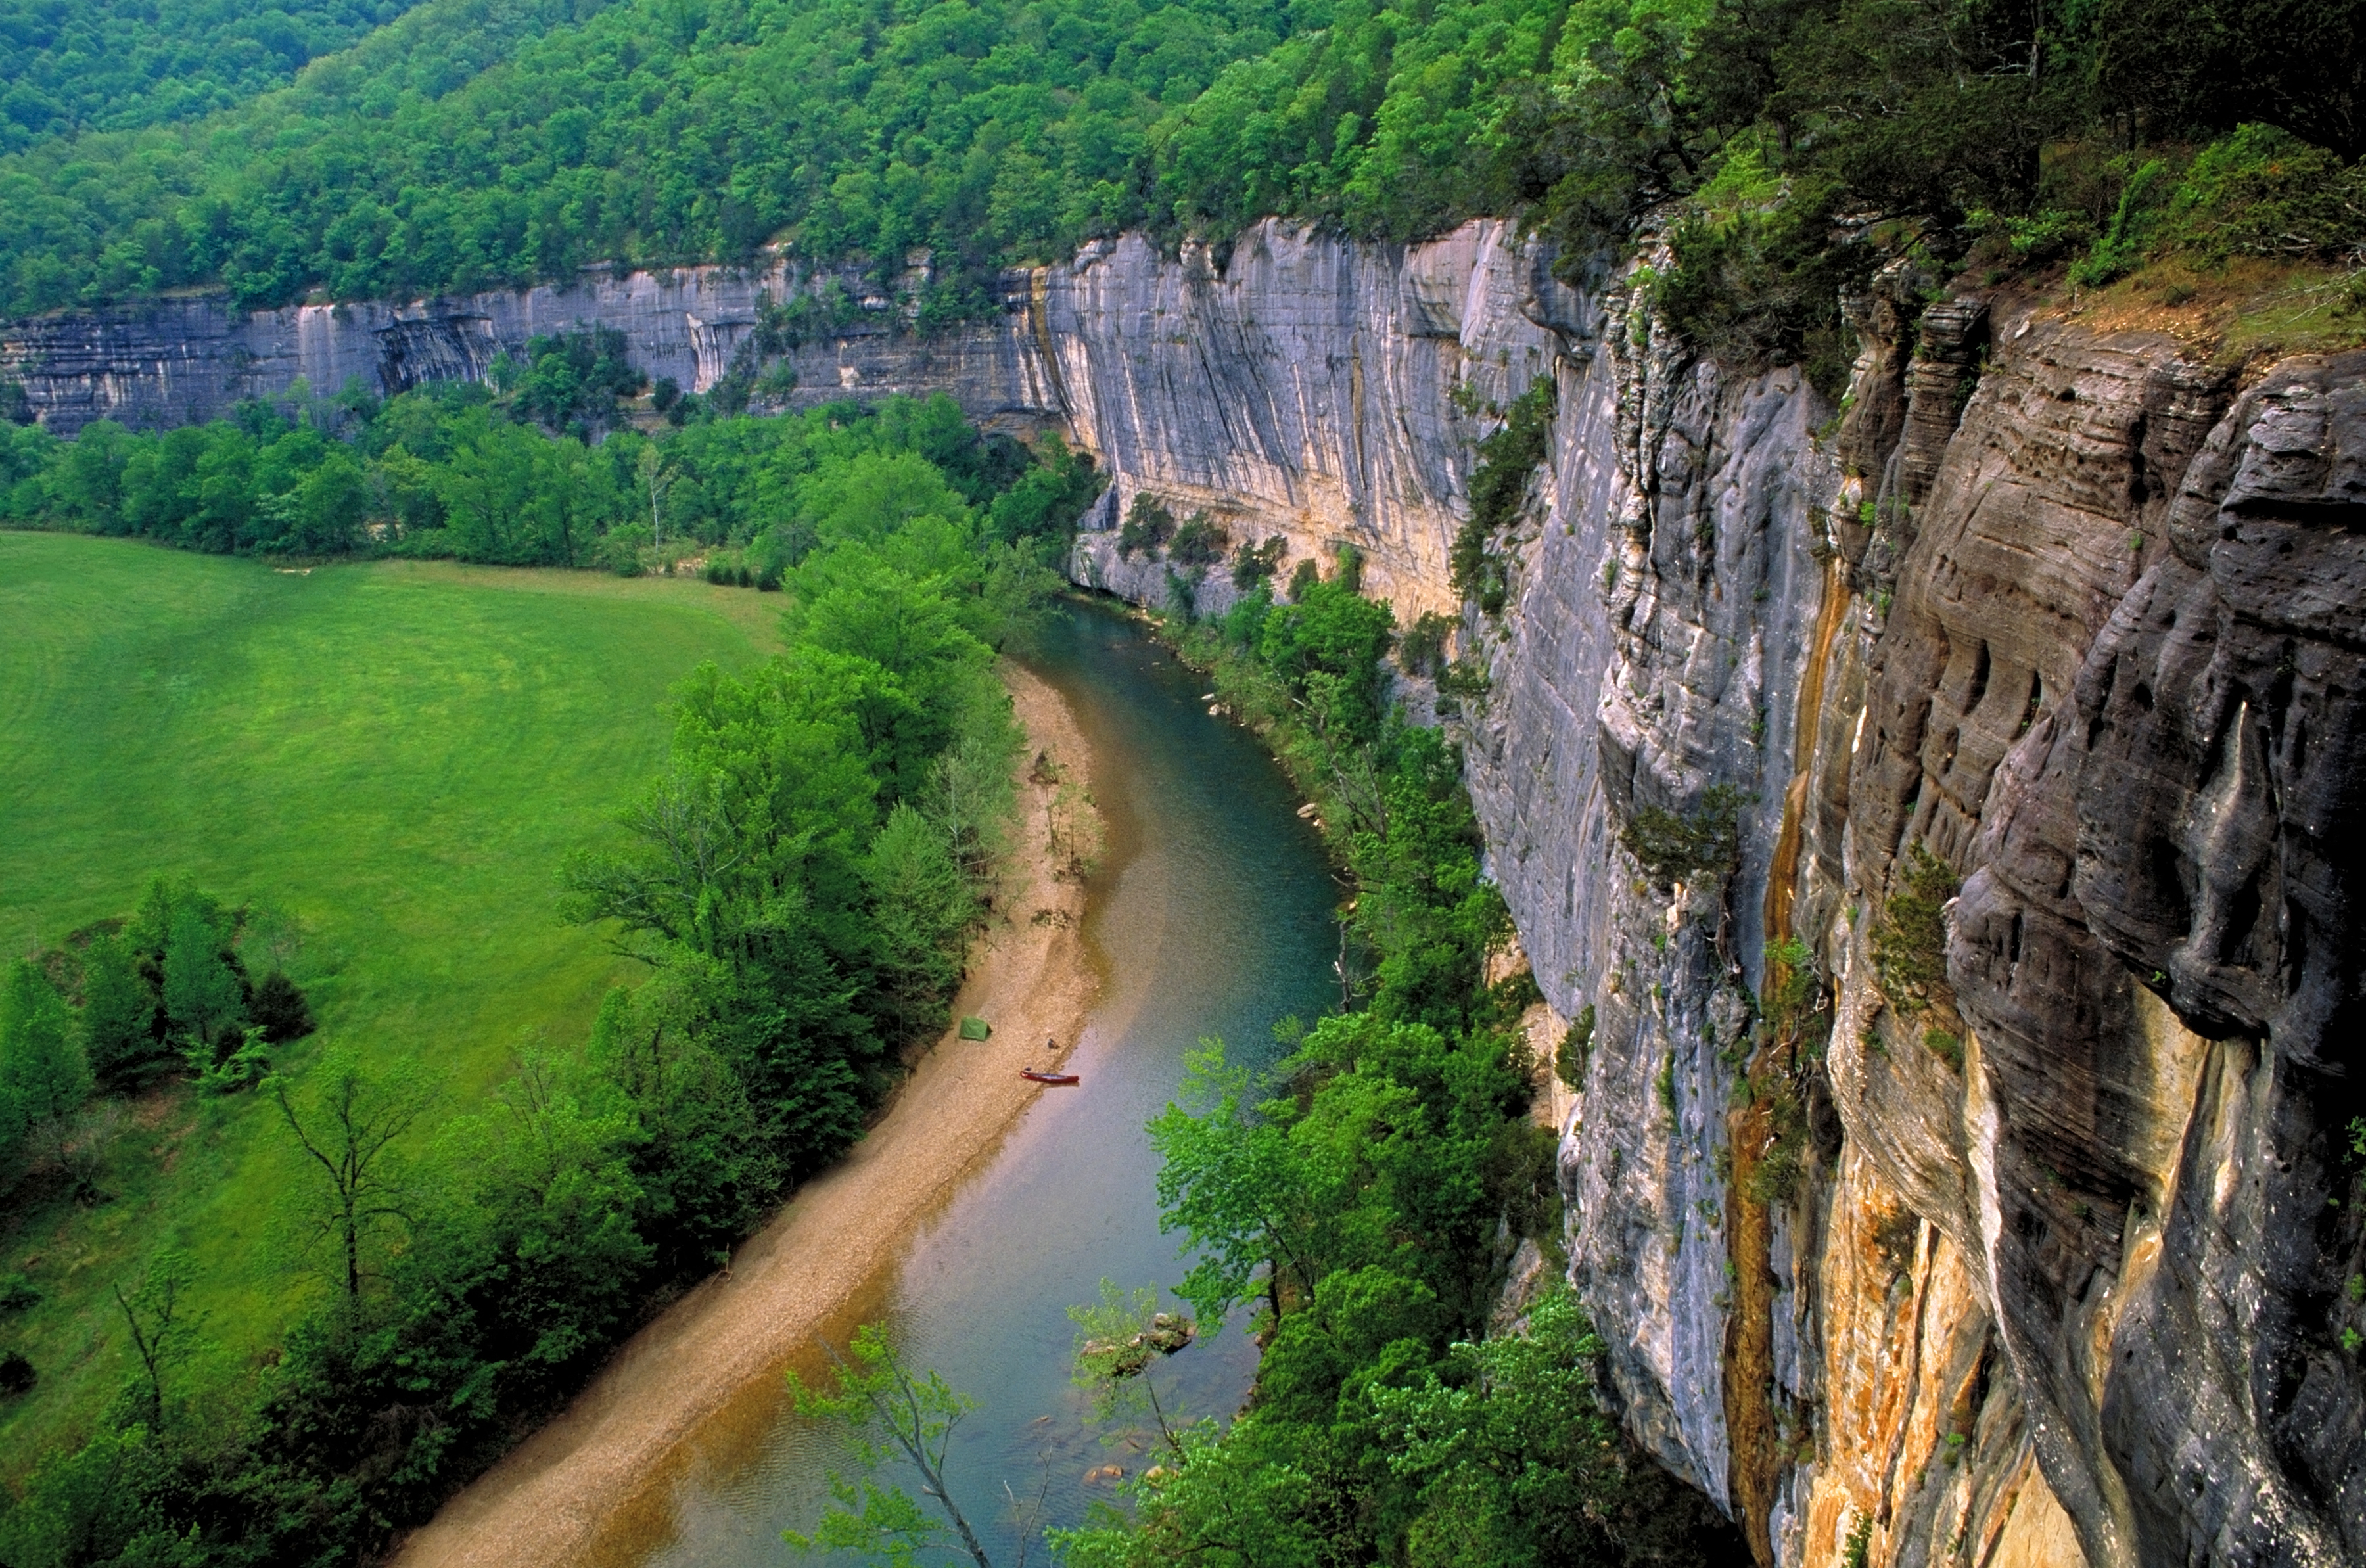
[[595, 597, 1338, 1567]]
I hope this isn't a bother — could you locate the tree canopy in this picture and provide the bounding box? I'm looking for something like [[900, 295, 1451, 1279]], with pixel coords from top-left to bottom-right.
[[0, 0, 427, 153], [0, 0, 2355, 321]]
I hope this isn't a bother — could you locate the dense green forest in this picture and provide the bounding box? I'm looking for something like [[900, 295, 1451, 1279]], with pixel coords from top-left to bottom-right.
[[0, 0, 1562, 314], [0, 0, 2357, 333], [0, 394, 1100, 1561], [0, 0, 427, 152]]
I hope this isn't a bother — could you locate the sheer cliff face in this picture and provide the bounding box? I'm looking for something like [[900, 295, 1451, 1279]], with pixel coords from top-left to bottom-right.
[[1063, 231, 2364, 1568], [12, 227, 2361, 1568], [1477, 286, 2365, 1568], [1055, 223, 1573, 619], [1, 223, 1549, 618], [0, 256, 1061, 437]]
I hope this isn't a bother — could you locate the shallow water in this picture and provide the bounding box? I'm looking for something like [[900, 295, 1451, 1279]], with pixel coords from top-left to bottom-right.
[[603, 597, 1338, 1567]]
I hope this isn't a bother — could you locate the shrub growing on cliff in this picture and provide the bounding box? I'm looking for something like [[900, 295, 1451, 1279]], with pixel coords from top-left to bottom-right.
[[1230, 535, 1286, 589], [1450, 379, 1558, 616], [1167, 512, 1230, 569], [1872, 842, 1959, 1014], [1117, 495, 1178, 561], [1434, 655, 1492, 719], [1556, 1003, 1597, 1088], [1745, 1079, 1809, 1205], [1650, 154, 1865, 398], [1761, 936, 1820, 1040], [1618, 784, 1748, 888], [1396, 611, 1454, 678], [1842, 1511, 1876, 1568], [2067, 128, 2366, 286], [2158, 126, 2366, 264]]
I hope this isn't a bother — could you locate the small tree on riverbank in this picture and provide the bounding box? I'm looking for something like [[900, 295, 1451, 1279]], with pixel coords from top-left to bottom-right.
[[785, 1326, 1000, 1568]]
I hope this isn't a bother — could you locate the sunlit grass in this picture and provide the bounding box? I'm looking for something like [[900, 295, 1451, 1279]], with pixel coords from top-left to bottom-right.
[[2068, 255, 2366, 365], [0, 534, 777, 1469]]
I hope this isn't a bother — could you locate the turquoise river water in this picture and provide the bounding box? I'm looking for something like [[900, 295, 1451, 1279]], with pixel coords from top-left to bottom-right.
[[599, 597, 1340, 1567]]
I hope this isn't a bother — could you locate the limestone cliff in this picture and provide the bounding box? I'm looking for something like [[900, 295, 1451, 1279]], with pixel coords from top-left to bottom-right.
[[0, 224, 1559, 620], [1466, 263, 2365, 1568], [1061, 229, 2365, 1568], [10, 224, 2360, 1568], [0, 254, 1060, 437]]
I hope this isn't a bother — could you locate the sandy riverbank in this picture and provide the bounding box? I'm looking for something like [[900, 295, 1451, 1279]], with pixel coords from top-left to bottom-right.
[[391, 661, 1102, 1568]]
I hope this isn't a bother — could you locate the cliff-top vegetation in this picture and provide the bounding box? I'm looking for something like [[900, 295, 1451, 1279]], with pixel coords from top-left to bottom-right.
[[1514, 0, 2366, 388], [0, 0, 2351, 341], [0, 0, 434, 154]]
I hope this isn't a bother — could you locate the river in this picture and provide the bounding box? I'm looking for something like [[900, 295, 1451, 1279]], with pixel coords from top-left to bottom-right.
[[586, 597, 1339, 1567]]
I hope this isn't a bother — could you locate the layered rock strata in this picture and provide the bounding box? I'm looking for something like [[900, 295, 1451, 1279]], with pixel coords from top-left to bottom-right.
[[1062, 229, 2365, 1568], [1056, 222, 1572, 618], [0, 255, 1059, 438], [11, 223, 2361, 1568], [1470, 274, 2365, 1568]]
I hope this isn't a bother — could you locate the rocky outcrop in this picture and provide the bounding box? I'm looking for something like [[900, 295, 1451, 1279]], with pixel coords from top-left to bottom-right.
[[11, 221, 2361, 1568], [3, 221, 1558, 617], [1544, 290, 2363, 1568], [1056, 223, 2366, 1568], [1938, 356, 2366, 1568], [1054, 223, 1574, 617], [0, 255, 1060, 437]]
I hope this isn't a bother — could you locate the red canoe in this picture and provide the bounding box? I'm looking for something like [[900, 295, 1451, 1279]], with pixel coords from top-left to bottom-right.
[[1020, 1070, 1080, 1085]]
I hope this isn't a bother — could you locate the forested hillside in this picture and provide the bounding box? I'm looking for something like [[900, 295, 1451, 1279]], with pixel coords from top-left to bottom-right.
[[0, 0, 425, 151], [0, 0, 2358, 403], [0, 0, 1560, 315]]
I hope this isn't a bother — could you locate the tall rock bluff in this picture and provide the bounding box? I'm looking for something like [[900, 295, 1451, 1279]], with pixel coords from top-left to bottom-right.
[[0, 254, 1063, 439], [1466, 262, 2365, 1567], [9, 225, 2361, 1568]]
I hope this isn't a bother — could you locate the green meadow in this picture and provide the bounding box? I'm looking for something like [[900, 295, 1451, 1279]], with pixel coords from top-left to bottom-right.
[[0, 531, 780, 1465]]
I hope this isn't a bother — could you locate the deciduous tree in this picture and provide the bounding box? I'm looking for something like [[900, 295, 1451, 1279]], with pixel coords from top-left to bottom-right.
[[1, 957, 91, 1171], [271, 1049, 430, 1304], [78, 931, 154, 1085], [112, 1249, 200, 1425], [160, 901, 243, 1053], [784, 1325, 997, 1568]]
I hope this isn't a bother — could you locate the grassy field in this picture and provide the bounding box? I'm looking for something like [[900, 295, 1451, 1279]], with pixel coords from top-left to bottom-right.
[[0, 532, 782, 1469]]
